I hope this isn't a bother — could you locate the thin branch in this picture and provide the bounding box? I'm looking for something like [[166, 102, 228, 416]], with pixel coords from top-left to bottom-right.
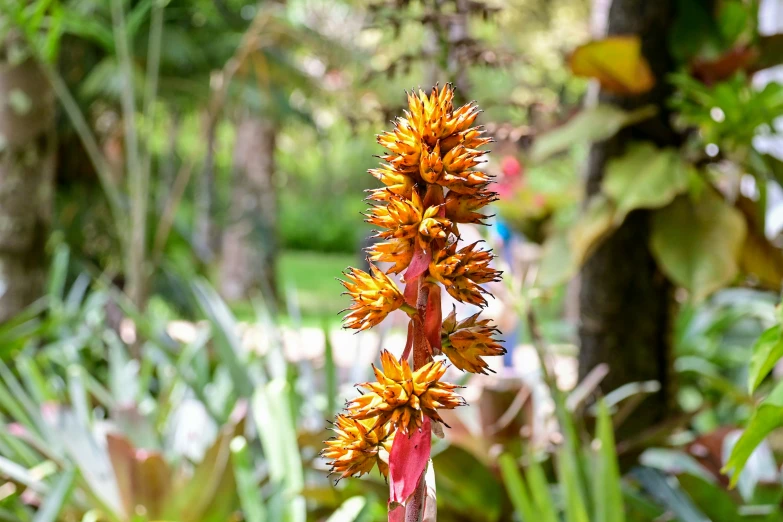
[[34, 60, 125, 230], [112, 0, 145, 311], [524, 306, 558, 393], [141, 0, 164, 205], [152, 158, 195, 264]]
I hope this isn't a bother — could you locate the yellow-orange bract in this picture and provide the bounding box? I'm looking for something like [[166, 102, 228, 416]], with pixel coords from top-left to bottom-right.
[[366, 85, 495, 275], [340, 265, 404, 331], [347, 351, 465, 435], [321, 414, 395, 480], [429, 241, 502, 306], [441, 307, 506, 374]]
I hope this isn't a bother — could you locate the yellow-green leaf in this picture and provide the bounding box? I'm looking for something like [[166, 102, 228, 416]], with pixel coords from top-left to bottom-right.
[[594, 401, 624, 522], [531, 105, 657, 162], [723, 379, 783, 487], [569, 195, 620, 267], [538, 229, 577, 287], [748, 325, 783, 394], [569, 36, 655, 95], [650, 193, 746, 301], [603, 143, 691, 222]]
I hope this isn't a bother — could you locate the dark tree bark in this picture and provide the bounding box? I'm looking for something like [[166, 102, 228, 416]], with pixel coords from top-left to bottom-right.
[[0, 53, 56, 322], [219, 116, 278, 301], [578, 0, 680, 440]]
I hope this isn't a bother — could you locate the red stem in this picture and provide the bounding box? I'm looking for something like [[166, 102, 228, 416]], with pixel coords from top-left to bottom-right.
[[412, 279, 431, 370], [406, 277, 431, 520]]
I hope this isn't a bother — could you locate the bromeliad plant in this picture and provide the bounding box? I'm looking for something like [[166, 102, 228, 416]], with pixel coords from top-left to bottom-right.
[[321, 85, 504, 520]]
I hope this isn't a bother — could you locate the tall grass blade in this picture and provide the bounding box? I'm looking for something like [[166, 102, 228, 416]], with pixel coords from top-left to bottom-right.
[[525, 456, 559, 522], [594, 400, 624, 522], [32, 468, 76, 522], [557, 447, 589, 522], [67, 365, 90, 429], [192, 280, 254, 397], [0, 456, 49, 495], [230, 436, 267, 522], [47, 243, 70, 309], [498, 453, 536, 522], [323, 324, 337, 416], [16, 354, 54, 405], [252, 380, 305, 522]]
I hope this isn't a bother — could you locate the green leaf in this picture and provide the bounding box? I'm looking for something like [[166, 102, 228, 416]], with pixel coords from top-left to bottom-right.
[[192, 280, 255, 398], [67, 365, 90, 429], [538, 229, 578, 287], [61, 11, 114, 50], [46, 243, 69, 310], [676, 473, 739, 522], [433, 445, 503, 520], [325, 496, 367, 522], [622, 486, 667, 522], [230, 436, 267, 522], [42, 3, 63, 62], [252, 381, 305, 522], [323, 324, 337, 416], [594, 401, 624, 522], [557, 448, 589, 522], [716, 0, 748, 46], [498, 454, 537, 522], [723, 379, 783, 486], [32, 468, 76, 522], [526, 458, 559, 522], [531, 105, 657, 162], [0, 456, 49, 495], [748, 325, 783, 394], [16, 354, 54, 405], [650, 193, 746, 301], [603, 143, 690, 222], [569, 195, 619, 266], [669, 0, 723, 63], [633, 467, 707, 522]]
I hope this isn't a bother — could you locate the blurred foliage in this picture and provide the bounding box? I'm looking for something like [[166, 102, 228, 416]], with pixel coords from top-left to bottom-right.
[[2, 0, 783, 519]]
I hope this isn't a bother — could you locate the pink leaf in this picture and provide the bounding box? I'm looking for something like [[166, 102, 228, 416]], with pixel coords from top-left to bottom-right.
[[403, 247, 432, 283], [424, 285, 442, 355], [388, 505, 405, 522], [389, 417, 432, 505]]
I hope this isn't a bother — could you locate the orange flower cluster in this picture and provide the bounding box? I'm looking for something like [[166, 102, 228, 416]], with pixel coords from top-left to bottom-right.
[[323, 85, 505, 482], [349, 351, 465, 435], [441, 307, 506, 374]]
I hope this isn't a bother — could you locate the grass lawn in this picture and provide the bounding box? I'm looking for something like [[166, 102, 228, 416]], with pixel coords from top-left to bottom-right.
[[276, 250, 359, 324]]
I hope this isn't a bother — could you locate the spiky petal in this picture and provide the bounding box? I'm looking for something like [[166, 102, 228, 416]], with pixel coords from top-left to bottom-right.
[[367, 238, 415, 275], [341, 265, 405, 331], [347, 351, 465, 434], [365, 193, 423, 241], [321, 414, 395, 480], [444, 190, 498, 225], [429, 241, 502, 307], [441, 307, 506, 374]]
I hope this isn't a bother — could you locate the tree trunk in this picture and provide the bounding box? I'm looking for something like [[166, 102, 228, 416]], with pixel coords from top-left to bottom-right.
[[578, 0, 680, 440], [219, 116, 277, 302], [0, 54, 56, 322]]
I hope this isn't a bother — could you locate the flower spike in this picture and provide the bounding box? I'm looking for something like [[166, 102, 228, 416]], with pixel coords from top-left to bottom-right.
[[325, 86, 504, 504]]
